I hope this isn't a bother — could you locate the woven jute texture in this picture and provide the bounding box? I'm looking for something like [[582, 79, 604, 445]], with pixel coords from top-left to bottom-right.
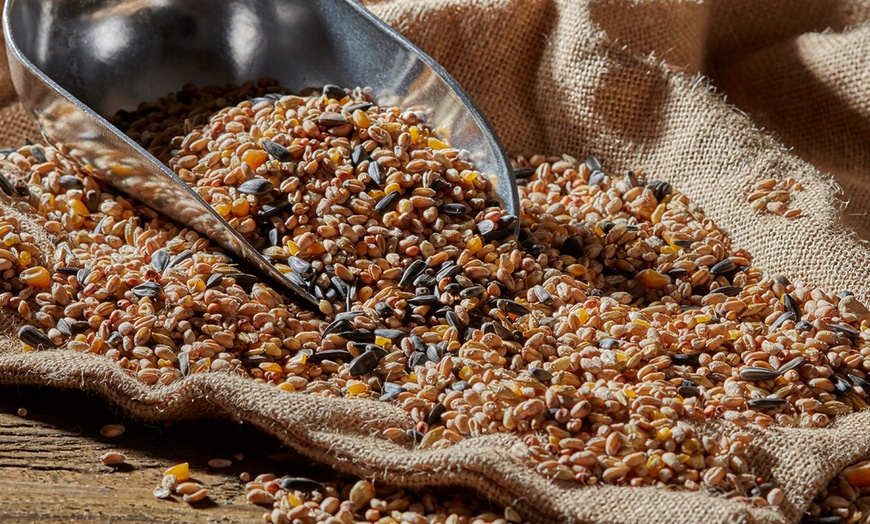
[[1, 1, 870, 523]]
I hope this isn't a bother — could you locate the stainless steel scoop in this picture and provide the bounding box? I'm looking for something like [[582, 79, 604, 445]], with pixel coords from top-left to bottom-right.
[[2, 0, 519, 307]]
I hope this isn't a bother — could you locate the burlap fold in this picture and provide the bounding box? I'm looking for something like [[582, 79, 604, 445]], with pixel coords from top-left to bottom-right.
[[1, 1, 870, 522]]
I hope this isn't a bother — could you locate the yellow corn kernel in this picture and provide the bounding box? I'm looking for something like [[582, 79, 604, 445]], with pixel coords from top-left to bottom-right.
[[187, 278, 205, 293], [625, 388, 636, 399], [308, 242, 326, 256], [242, 149, 269, 169], [428, 137, 449, 150], [352, 109, 370, 128], [566, 264, 586, 277], [375, 336, 391, 347], [651, 202, 667, 224], [286, 241, 300, 255], [636, 269, 671, 289], [231, 198, 250, 217], [574, 309, 589, 325], [655, 427, 672, 441], [19, 266, 51, 287], [409, 126, 421, 144], [158, 358, 174, 368], [18, 251, 30, 266], [461, 170, 478, 183], [466, 236, 483, 255], [70, 199, 89, 216], [458, 366, 473, 381], [286, 492, 302, 507], [213, 203, 232, 217], [164, 462, 190, 482], [695, 314, 712, 323], [384, 183, 401, 196], [3, 233, 20, 246], [277, 382, 295, 392], [346, 380, 367, 395], [259, 362, 282, 373]]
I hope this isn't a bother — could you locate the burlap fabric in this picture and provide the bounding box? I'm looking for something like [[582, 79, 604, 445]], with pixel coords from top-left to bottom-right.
[[1, 1, 870, 522]]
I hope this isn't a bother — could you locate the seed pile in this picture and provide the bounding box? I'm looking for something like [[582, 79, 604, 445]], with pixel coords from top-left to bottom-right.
[[808, 460, 870, 523], [1, 81, 869, 511], [747, 176, 803, 219], [243, 473, 525, 524]]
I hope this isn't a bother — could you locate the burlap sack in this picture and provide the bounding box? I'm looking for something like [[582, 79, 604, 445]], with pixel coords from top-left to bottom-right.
[[2, 1, 870, 522]]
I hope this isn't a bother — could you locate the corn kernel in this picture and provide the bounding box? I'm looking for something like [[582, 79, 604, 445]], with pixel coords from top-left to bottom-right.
[[19, 266, 51, 287], [309, 242, 326, 256], [428, 137, 449, 150], [277, 382, 295, 392], [458, 366, 473, 381], [70, 199, 89, 216], [231, 198, 250, 216], [346, 380, 367, 395], [259, 362, 282, 373], [656, 427, 672, 440], [214, 203, 232, 217], [636, 269, 671, 289], [466, 236, 483, 255], [286, 241, 300, 255], [352, 109, 370, 128], [242, 149, 269, 169], [375, 336, 391, 347], [19, 251, 30, 266], [286, 492, 302, 507], [165, 462, 190, 482], [409, 126, 421, 144]]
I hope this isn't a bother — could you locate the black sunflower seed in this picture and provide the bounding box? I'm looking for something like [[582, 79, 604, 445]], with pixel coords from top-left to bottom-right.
[[228, 273, 258, 288], [86, 190, 99, 213], [561, 237, 582, 258], [0, 172, 14, 196], [368, 161, 384, 186], [373, 329, 403, 341], [322, 84, 346, 99], [262, 140, 293, 162], [317, 111, 349, 127], [58, 175, 84, 190], [769, 311, 795, 330], [446, 310, 463, 334], [671, 353, 700, 367], [668, 268, 688, 279], [801, 516, 844, 524], [833, 374, 852, 395], [399, 260, 427, 288], [747, 398, 786, 408], [712, 286, 742, 297], [324, 318, 352, 336], [599, 338, 620, 349], [427, 402, 447, 427], [649, 180, 672, 201], [498, 299, 531, 316], [151, 249, 170, 272], [166, 249, 194, 270], [795, 320, 813, 331], [131, 282, 161, 298], [374, 302, 396, 318], [439, 203, 467, 216], [30, 145, 46, 163], [408, 351, 429, 369], [436, 262, 462, 281], [429, 178, 446, 191], [459, 286, 485, 298], [365, 344, 389, 360], [337, 329, 375, 343], [56, 318, 72, 336], [739, 366, 781, 381], [586, 156, 602, 171], [588, 170, 608, 186], [830, 324, 860, 341], [408, 294, 439, 306], [280, 478, 324, 491], [348, 350, 379, 376], [533, 285, 554, 304], [476, 220, 496, 238], [444, 283, 463, 294], [407, 429, 424, 445], [374, 191, 400, 214], [258, 199, 290, 218], [335, 311, 364, 322], [238, 178, 273, 196], [513, 167, 535, 179], [351, 145, 367, 167], [848, 374, 870, 394], [310, 349, 353, 363], [451, 380, 469, 392], [206, 273, 224, 288], [777, 357, 804, 374], [426, 343, 444, 363], [673, 239, 694, 249], [783, 294, 801, 317], [529, 368, 552, 382], [410, 334, 425, 352], [344, 102, 373, 113], [287, 256, 313, 277], [330, 276, 348, 300], [413, 273, 437, 288], [178, 352, 190, 376], [76, 267, 92, 284], [710, 258, 736, 274], [18, 325, 55, 349]]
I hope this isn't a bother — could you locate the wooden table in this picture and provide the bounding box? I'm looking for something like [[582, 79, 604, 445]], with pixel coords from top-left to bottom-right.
[[0, 385, 325, 523]]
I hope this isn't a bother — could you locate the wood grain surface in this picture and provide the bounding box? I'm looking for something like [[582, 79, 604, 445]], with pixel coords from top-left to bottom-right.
[[0, 385, 330, 523]]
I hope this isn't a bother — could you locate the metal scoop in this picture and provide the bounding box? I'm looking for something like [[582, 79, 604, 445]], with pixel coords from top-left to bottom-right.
[[2, 0, 519, 307]]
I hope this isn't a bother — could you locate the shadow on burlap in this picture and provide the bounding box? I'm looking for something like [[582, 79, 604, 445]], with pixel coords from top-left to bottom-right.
[[1, 1, 870, 522]]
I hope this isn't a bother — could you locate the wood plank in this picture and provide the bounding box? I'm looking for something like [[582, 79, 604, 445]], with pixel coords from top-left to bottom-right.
[[0, 385, 329, 523]]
